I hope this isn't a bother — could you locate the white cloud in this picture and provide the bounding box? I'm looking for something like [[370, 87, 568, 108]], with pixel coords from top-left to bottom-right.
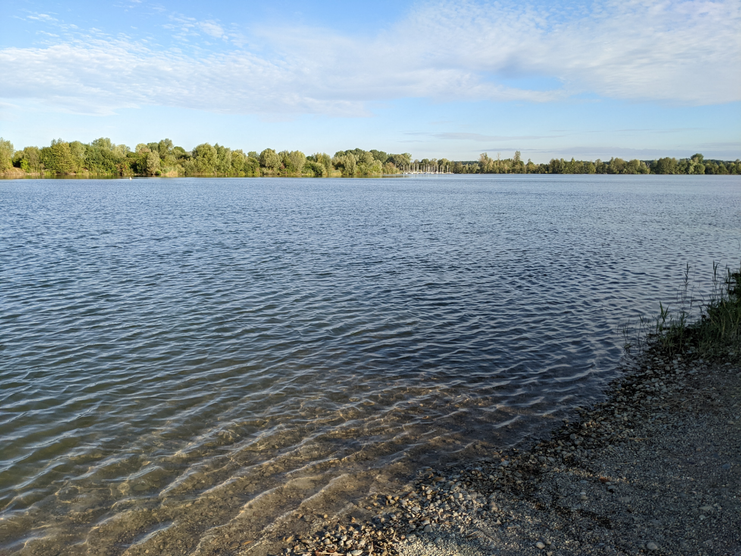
[[197, 21, 226, 39], [27, 13, 58, 22], [0, 0, 738, 116]]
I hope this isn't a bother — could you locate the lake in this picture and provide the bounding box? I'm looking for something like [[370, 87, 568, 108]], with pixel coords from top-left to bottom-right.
[[1, 174, 739, 555]]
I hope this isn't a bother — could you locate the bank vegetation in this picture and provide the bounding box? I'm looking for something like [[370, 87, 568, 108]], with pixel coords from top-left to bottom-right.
[[1, 137, 739, 178]]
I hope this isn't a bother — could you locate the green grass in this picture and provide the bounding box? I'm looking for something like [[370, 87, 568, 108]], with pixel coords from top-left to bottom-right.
[[624, 262, 741, 362]]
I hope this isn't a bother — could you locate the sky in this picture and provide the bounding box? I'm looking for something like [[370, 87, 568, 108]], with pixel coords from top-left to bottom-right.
[[1, 0, 739, 162]]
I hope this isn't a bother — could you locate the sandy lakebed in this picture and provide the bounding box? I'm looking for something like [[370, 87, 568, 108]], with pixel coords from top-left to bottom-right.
[[256, 348, 740, 556]]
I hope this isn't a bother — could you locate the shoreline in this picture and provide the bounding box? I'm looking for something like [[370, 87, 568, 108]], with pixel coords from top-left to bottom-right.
[[284, 349, 740, 556]]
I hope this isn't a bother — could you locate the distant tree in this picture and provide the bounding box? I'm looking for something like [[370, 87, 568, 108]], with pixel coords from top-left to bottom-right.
[[260, 148, 281, 173], [13, 146, 41, 172], [607, 157, 626, 174], [193, 143, 217, 174], [231, 150, 246, 176], [714, 161, 728, 175], [370, 150, 388, 164], [215, 144, 232, 175], [83, 143, 120, 174], [653, 157, 678, 174], [387, 153, 412, 169], [689, 153, 705, 175], [91, 137, 114, 151], [625, 159, 642, 174], [158, 138, 174, 159], [41, 139, 75, 174], [0, 138, 14, 170], [479, 153, 494, 173], [332, 152, 357, 176], [145, 151, 161, 176], [314, 153, 332, 175], [304, 160, 327, 177], [287, 150, 306, 175], [69, 141, 86, 172], [244, 156, 260, 177], [548, 158, 564, 174]]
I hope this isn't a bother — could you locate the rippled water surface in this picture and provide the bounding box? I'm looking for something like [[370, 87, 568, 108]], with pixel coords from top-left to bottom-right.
[[1, 175, 739, 554]]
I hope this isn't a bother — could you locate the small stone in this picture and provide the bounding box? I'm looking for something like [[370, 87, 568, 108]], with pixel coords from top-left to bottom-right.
[[646, 542, 659, 551], [349, 551, 363, 556], [536, 541, 546, 549]]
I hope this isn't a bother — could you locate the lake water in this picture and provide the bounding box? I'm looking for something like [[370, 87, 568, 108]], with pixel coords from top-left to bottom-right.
[[1, 175, 739, 555]]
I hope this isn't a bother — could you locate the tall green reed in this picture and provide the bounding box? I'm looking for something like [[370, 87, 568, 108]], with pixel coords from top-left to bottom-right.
[[623, 262, 741, 361]]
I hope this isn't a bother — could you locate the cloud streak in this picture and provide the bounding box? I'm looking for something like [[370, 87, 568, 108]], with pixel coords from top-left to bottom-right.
[[1, 0, 738, 117]]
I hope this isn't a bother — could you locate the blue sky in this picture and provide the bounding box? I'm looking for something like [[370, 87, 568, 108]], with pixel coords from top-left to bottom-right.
[[1, 0, 739, 162]]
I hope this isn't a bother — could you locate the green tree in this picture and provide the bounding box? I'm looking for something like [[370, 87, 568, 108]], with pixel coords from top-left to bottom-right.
[[314, 153, 333, 175], [193, 143, 217, 174], [370, 150, 388, 164], [689, 153, 705, 175], [0, 138, 14, 170], [91, 137, 114, 151], [69, 141, 86, 172], [244, 156, 260, 177], [13, 146, 41, 172], [286, 150, 306, 175], [548, 158, 564, 174], [653, 157, 678, 174], [215, 144, 232, 175], [83, 143, 120, 174], [41, 139, 75, 174], [260, 148, 281, 173], [479, 153, 494, 173], [145, 151, 161, 176], [158, 138, 174, 160], [304, 161, 327, 177], [332, 152, 357, 176], [231, 150, 246, 176], [607, 157, 626, 174]]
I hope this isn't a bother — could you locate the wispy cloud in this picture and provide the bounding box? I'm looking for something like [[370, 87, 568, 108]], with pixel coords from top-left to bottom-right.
[[197, 21, 225, 39], [1, 0, 738, 116], [422, 132, 563, 141], [164, 14, 229, 43]]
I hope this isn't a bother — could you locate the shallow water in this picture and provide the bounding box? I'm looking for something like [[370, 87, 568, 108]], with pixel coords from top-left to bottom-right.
[[1, 174, 739, 554]]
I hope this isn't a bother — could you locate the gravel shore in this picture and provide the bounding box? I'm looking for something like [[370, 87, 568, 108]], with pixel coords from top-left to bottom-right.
[[289, 350, 740, 556]]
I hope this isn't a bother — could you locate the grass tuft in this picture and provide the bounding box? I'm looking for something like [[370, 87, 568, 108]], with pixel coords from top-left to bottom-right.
[[623, 262, 741, 362]]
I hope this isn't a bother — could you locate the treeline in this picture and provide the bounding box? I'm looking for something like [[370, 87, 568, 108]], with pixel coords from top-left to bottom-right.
[[0, 138, 413, 178], [1, 138, 739, 178], [459, 151, 741, 175]]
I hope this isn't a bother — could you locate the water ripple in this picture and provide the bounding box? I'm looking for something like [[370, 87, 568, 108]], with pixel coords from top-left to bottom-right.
[[0, 175, 739, 554]]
